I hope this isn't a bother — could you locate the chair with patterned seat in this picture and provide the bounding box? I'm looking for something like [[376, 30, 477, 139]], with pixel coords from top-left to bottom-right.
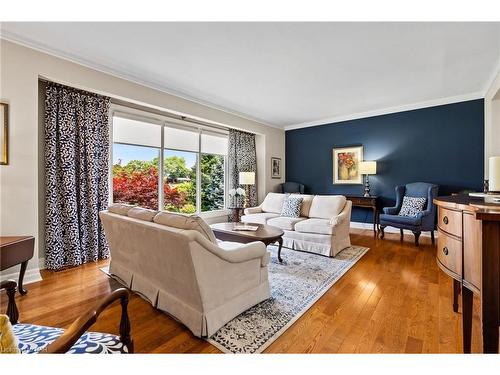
[[379, 182, 439, 247], [0, 280, 133, 354]]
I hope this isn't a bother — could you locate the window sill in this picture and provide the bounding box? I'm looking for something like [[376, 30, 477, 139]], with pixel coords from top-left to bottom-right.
[[199, 209, 231, 219]]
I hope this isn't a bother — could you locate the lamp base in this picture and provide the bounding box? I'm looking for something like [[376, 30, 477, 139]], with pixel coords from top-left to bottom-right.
[[363, 175, 371, 197]]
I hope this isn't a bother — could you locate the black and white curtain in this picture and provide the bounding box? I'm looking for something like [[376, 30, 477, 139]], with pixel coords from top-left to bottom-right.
[[44, 83, 110, 270], [228, 129, 258, 216]]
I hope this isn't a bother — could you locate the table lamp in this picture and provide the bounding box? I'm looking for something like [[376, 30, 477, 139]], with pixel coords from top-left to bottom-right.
[[239, 171, 255, 208], [359, 161, 377, 197]]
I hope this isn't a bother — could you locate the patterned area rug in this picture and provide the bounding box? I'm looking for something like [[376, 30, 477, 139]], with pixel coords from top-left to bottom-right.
[[207, 245, 369, 353]]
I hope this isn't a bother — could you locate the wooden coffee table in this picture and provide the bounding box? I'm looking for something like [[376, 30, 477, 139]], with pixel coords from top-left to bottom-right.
[[211, 222, 285, 262]]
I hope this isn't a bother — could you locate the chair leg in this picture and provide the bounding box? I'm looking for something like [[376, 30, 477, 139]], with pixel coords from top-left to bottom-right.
[[431, 230, 435, 245], [412, 231, 421, 247], [400, 228, 404, 241], [379, 225, 385, 239]]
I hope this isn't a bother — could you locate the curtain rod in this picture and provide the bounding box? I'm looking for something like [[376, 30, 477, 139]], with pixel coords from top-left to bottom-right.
[[39, 77, 235, 134]]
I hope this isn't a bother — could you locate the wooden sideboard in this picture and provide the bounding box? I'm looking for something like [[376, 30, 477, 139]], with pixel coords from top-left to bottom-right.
[[434, 195, 500, 353]]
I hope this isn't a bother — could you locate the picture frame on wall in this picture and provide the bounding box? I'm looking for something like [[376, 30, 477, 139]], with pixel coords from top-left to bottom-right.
[[271, 157, 281, 179], [332, 145, 363, 184], [0, 102, 8, 165]]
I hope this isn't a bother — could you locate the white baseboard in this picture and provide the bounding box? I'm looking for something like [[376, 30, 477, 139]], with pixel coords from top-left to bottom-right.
[[350, 221, 437, 238], [0, 267, 42, 285]]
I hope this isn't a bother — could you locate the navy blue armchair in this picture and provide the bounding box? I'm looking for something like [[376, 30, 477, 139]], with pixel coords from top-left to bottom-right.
[[379, 182, 439, 246], [278, 182, 305, 194]]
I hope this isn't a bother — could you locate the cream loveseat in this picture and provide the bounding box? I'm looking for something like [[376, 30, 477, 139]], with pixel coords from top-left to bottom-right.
[[241, 193, 352, 257], [100, 204, 270, 337]]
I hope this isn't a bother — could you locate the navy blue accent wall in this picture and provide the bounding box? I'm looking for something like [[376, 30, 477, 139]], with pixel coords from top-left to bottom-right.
[[285, 99, 484, 223]]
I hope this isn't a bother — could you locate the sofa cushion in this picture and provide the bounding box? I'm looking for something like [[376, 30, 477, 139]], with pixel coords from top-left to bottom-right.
[[267, 216, 306, 231], [108, 203, 136, 216], [154, 212, 218, 244], [295, 218, 334, 235], [308, 195, 346, 219], [261, 193, 286, 214], [280, 195, 303, 218], [241, 212, 279, 225], [290, 194, 314, 217], [380, 213, 422, 226], [127, 207, 158, 222]]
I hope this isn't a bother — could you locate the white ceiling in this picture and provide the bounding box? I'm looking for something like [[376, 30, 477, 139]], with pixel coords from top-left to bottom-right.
[[2, 22, 500, 129]]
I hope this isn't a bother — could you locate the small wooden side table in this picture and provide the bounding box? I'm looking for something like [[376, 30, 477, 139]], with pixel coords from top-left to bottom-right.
[[228, 206, 244, 223], [346, 196, 379, 235], [0, 236, 35, 295]]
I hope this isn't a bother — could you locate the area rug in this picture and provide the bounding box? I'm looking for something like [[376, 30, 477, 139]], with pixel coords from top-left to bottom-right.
[[207, 244, 369, 353], [101, 244, 369, 354]]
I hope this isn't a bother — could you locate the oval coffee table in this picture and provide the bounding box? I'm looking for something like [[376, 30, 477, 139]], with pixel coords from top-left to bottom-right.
[[210, 222, 285, 262]]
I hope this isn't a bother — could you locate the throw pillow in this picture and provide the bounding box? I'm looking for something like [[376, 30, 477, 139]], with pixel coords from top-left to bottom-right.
[[0, 314, 19, 354], [280, 196, 303, 218], [398, 196, 427, 218]]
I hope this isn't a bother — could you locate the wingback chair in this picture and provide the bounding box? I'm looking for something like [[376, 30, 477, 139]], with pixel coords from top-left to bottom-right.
[[278, 182, 305, 194], [379, 182, 439, 246]]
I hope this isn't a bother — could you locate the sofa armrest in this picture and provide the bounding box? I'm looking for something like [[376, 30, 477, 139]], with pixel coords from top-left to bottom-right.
[[244, 206, 262, 215], [212, 241, 268, 264], [187, 231, 268, 264], [329, 202, 351, 226]]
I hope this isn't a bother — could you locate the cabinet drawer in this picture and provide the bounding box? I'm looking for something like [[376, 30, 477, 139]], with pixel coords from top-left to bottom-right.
[[438, 207, 462, 238], [437, 230, 462, 277]]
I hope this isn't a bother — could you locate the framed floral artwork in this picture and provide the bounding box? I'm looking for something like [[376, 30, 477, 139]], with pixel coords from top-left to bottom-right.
[[332, 146, 363, 184]]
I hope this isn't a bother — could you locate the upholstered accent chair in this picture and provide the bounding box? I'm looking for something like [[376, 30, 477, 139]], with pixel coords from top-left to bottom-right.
[[0, 280, 133, 354], [278, 182, 305, 194], [379, 182, 439, 246]]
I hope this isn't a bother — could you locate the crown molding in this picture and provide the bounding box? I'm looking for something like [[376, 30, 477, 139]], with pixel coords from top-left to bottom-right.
[[484, 52, 500, 99], [284, 92, 485, 131], [0, 30, 283, 130]]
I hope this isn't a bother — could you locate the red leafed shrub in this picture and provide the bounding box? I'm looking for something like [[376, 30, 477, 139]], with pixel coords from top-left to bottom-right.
[[113, 167, 187, 210]]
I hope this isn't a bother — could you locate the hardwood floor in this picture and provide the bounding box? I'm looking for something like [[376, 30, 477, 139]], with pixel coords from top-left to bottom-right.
[[0, 228, 483, 353]]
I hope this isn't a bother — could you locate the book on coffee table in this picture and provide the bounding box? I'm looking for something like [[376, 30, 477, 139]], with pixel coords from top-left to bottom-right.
[[233, 224, 259, 231]]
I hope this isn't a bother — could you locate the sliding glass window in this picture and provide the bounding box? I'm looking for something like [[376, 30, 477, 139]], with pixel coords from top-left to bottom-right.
[[111, 111, 228, 214], [112, 116, 161, 210]]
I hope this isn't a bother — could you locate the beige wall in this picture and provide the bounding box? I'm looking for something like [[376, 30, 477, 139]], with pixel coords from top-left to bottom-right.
[[0, 40, 285, 277], [485, 67, 500, 177]]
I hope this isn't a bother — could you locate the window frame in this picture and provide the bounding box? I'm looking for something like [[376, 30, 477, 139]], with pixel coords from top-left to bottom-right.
[[109, 105, 229, 216]]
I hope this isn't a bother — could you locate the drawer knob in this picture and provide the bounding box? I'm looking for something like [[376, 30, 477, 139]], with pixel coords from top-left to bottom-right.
[[443, 216, 449, 225], [442, 247, 449, 256]]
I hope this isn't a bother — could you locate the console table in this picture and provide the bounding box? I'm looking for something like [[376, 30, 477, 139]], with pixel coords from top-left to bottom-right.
[[434, 195, 500, 353], [346, 195, 379, 235], [0, 236, 35, 295]]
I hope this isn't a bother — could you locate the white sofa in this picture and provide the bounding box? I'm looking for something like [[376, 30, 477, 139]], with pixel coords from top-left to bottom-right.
[[100, 204, 270, 338], [241, 193, 352, 257]]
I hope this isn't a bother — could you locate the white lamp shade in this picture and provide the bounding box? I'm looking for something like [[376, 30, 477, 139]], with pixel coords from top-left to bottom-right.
[[239, 171, 255, 185], [489, 156, 500, 192], [359, 161, 377, 175]]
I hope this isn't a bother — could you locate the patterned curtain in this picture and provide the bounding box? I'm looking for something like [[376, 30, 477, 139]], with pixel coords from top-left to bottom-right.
[[44, 83, 110, 270], [228, 129, 258, 218]]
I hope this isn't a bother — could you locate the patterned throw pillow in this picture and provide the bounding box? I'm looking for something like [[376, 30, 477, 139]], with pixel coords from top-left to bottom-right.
[[398, 196, 427, 218], [280, 196, 303, 218]]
